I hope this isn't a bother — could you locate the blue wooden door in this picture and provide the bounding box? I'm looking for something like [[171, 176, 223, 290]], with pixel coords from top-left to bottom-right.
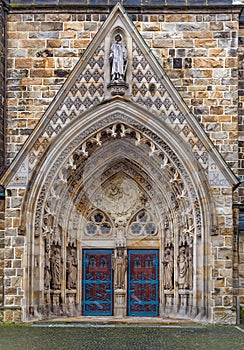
[[83, 249, 113, 316], [128, 250, 159, 316]]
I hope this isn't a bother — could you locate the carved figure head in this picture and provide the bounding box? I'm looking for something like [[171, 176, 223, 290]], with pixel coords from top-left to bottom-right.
[[115, 34, 122, 42], [179, 246, 186, 255]]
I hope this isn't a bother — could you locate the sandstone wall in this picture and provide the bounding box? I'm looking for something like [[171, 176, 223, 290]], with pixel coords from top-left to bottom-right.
[[2, 5, 242, 323], [0, 0, 6, 313], [6, 9, 240, 173], [0, 1, 6, 166]]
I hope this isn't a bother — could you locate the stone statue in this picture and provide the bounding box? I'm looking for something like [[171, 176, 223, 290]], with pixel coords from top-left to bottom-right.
[[163, 247, 174, 290], [66, 248, 77, 290], [187, 249, 193, 290], [44, 249, 50, 290], [112, 248, 127, 289], [50, 246, 61, 290], [109, 34, 127, 82], [177, 246, 188, 289]]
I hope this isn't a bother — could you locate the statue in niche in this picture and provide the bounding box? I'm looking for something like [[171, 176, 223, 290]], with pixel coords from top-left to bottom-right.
[[163, 247, 174, 290], [177, 246, 189, 289], [44, 249, 51, 290], [187, 249, 193, 290], [109, 34, 127, 82], [50, 246, 61, 290], [112, 248, 127, 289], [66, 248, 77, 290]]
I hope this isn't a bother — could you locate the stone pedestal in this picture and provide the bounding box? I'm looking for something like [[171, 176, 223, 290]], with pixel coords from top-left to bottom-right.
[[114, 289, 126, 317], [178, 290, 189, 316], [51, 291, 62, 315], [164, 291, 174, 314], [107, 81, 129, 96], [44, 292, 51, 317], [66, 290, 76, 316]]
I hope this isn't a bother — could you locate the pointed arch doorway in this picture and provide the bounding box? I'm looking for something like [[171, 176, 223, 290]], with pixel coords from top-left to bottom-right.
[[58, 121, 198, 319], [20, 100, 216, 322], [80, 150, 162, 317]]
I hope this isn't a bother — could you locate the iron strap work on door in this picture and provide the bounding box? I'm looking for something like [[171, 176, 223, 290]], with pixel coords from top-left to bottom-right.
[[83, 249, 113, 316], [128, 249, 159, 316]]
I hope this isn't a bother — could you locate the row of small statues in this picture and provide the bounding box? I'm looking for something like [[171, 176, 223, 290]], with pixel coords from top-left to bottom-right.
[[113, 247, 193, 291], [44, 245, 192, 291], [44, 245, 77, 290], [163, 246, 193, 290]]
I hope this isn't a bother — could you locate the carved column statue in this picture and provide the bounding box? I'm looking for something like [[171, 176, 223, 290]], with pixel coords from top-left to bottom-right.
[[112, 248, 127, 289], [50, 245, 61, 290], [177, 245, 193, 290], [107, 33, 129, 96], [163, 247, 174, 290], [177, 246, 188, 289], [109, 33, 127, 82], [66, 247, 77, 290]]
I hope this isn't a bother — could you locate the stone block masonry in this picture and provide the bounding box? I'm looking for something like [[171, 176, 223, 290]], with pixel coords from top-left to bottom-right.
[[6, 9, 240, 176], [1, 2, 243, 324], [0, 1, 7, 167]]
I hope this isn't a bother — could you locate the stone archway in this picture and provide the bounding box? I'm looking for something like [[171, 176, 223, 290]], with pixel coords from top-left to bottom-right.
[[20, 102, 215, 322]]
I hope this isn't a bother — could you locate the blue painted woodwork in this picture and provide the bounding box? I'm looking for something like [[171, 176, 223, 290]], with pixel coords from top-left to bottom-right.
[[83, 249, 113, 316], [128, 249, 159, 316]]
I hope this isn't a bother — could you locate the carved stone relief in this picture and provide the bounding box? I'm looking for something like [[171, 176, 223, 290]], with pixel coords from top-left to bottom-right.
[[94, 176, 139, 219], [50, 245, 62, 290], [66, 245, 77, 290], [163, 247, 174, 291], [112, 248, 127, 290], [29, 114, 206, 319], [177, 245, 193, 290]]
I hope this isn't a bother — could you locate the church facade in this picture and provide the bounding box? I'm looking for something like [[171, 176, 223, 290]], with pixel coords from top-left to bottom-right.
[[0, 0, 244, 324]]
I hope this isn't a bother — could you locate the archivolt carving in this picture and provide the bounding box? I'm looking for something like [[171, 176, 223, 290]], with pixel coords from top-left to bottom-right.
[[26, 112, 210, 319], [34, 116, 201, 243]]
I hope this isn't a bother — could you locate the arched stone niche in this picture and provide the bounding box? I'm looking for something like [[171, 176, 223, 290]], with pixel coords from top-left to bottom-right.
[[20, 100, 215, 321], [105, 26, 132, 97]]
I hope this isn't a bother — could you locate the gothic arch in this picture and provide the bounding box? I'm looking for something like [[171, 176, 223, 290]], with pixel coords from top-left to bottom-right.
[[19, 98, 217, 321]]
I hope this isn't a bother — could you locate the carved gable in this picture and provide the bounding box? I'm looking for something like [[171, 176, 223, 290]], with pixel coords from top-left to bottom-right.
[[1, 3, 237, 189], [1, 3, 240, 324]]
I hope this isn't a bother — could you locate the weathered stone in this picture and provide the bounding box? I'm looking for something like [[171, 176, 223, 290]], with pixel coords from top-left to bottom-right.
[[0, 1, 242, 326], [41, 22, 63, 31]]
